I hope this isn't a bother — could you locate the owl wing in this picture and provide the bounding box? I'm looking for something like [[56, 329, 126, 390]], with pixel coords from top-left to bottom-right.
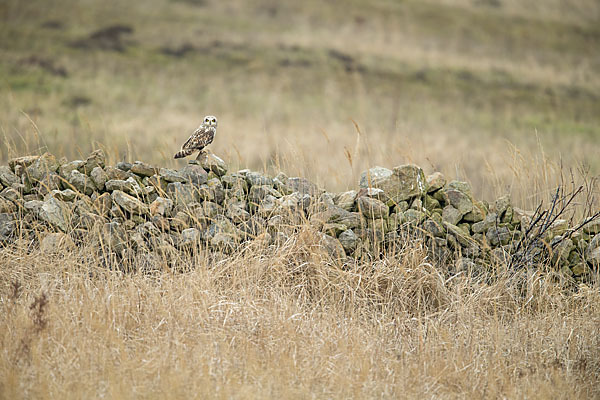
[[182, 125, 214, 151]]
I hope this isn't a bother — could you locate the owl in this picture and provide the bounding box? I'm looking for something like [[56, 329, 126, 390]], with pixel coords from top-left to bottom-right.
[[174, 115, 218, 159]]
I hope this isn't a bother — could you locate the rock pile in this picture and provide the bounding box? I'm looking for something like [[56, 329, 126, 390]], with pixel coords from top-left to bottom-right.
[[0, 150, 598, 279]]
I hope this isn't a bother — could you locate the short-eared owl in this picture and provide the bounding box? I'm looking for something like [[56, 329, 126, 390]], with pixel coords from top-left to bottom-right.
[[174, 115, 218, 159]]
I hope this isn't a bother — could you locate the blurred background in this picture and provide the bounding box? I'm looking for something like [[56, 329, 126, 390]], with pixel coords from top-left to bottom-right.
[[1, 0, 599, 203]]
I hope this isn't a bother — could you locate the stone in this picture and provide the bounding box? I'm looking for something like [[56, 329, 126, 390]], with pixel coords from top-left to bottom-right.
[[463, 202, 485, 223], [170, 211, 190, 232], [199, 153, 227, 177], [280, 192, 311, 211], [39, 197, 71, 231], [1, 187, 21, 202], [40, 232, 76, 254], [0, 166, 19, 187], [111, 190, 148, 215], [105, 178, 137, 194], [90, 166, 108, 191], [149, 197, 174, 217], [210, 233, 236, 251], [494, 195, 511, 217], [338, 229, 359, 253], [322, 223, 347, 237], [68, 170, 96, 195], [445, 189, 473, 216], [359, 164, 426, 203], [51, 189, 77, 202], [102, 222, 129, 254], [318, 233, 345, 260], [286, 177, 320, 196], [0, 213, 16, 241], [180, 164, 209, 186], [179, 228, 202, 249], [447, 181, 472, 196], [486, 226, 512, 247], [444, 222, 473, 247], [166, 182, 197, 206], [249, 185, 281, 204], [84, 149, 106, 173], [404, 209, 425, 224], [0, 197, 16, 213], [426, 172, 446, 193], [582, 220, 600, 235], [334, 190, 357, 211], [159, 168, 186, 183], [246, 171, 273, 187], [24, 200, 44, 214], [586, 235, 600, 265], [59, 160, 84, 179], [25, 153, 60, 182], [423, 195, 441, 211], [206, 178, 225, 204], [130, 161, 159, 177], [116, 161, 132, 171], [93, 193, 112, 216], [442, 205, 462, 225], [423, 218, 445, 238], [357, 196, 388, 219], [472, 212, 498, 234], [104, 166, 131, 181], [9, 155, 40, 171], [226, 204, 251, 223]]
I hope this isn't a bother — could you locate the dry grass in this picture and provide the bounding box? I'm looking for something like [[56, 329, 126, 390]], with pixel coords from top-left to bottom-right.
[[1, 224, 600, 399]]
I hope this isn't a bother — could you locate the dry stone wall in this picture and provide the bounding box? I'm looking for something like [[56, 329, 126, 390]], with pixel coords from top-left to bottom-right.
[[0, 150, 598, 280]]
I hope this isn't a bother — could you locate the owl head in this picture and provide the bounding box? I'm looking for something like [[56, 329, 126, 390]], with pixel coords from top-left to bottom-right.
[[202, 115, 218, 127]]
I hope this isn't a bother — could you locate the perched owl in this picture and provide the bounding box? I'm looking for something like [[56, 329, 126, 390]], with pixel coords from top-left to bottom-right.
[[174, 115, 218, 159]]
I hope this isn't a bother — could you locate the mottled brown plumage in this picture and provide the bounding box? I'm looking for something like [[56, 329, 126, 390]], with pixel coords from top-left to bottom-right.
[[174, 115, 218, 159]]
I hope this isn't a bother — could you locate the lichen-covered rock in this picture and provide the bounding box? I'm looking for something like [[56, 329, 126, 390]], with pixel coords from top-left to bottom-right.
[[149, 197, 174, 217], [404, 209, 425, 224], [69, 170, 96, 195], [200, 153, 227, 177], [90, 166, 108, 191], [50, 189, 77, 202], [159, 168, 186, 183], [359, 164, 426, 203], [181, 164, 208, 186], [426, 172, 446, 193], [39, 197, 71, 231], [357, 196, 388, 219], [179, 228, 202, 249], [84, 149, 106, 173], [0, 213, 16, 241], [583, 220, 600, 235], [0, 197, 16, 213], [286, 177, 320, 196], [25, 153, 60, 182], [486, 226, 512, 247], [334, 190, 357, 211], [445, 189, 473, 216], [111, 190, 148, 215], [0, 166, 19, 187], [105, 166, 132, 181], [131, 161, 159, 177], [102, 222, 129, 254], [338, 229, 359, 253], [59, 160, 84, 179], [166, 182, 197, 206], [318, 233, 345, 260], [442, 205, 462, 225]]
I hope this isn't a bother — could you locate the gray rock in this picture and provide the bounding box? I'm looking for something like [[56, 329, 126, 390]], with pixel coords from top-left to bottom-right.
[[84, 149, 106, 173], [130, 161, 159, 177], [257, 195, 279, 216], [199, 153, 228, 177], [246, 171, 273, 187], [423, 218, 445, 237], [404, 209, 425, 224], [40, 232, 76, 254], [323, 223, 347, 237], [159, 168, 186, 183], [486, 226, 512, 247], [102, 222, 129, 254], [90, 166, 108, 191], [50, 189, 77, 202], [111, 190, 148, 215], [226, 204, 251, 222], [1, 187, 21, 202], [444, 222, 473, 247], [463, 202, 485, 223], [426, 172, 446, 193], [286, 177, 320, 196], [0, 166, 19, 187], [586, 235, 600, 264], [116, 161, 132, 171], [210, 233, 236, 251], [206, 178, 225, 205], [359, 164, 426, 203], [105, 178, 142, 195], [179, 228, 202, 249], [59, 160, 85, 179], [180, 164, 209, 186], [583, 220, 600, 235], [357, 196, 388, 219], [442, 205, 462, 225], [446, 189, 473, 216], [0, 213, 16, 241], [25, 153, 60, 182], [68, 170, 96, 195], [318, 233, 345, 259], [104, 166, 132, 181], [334, 190, 357, 211], [149, 197, 174, 217], [279, 192, 311, 210], [494, 195, 511, 217], [39, 197, 71, 231], [0, 197, 16, 213], [447, 181, 472, 196], [338, 229, 359, 253], [472, 212, 498, 234], [166, 182, 197, 206], [24, 200, 44, 214], [249, 185, 281, 203]]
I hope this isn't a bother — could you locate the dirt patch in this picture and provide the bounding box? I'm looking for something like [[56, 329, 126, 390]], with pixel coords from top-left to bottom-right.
[[71, 24, 134, 52]]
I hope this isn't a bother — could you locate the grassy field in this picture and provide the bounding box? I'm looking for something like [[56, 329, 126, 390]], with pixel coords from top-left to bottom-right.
[[1, 0, 600, 398]]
